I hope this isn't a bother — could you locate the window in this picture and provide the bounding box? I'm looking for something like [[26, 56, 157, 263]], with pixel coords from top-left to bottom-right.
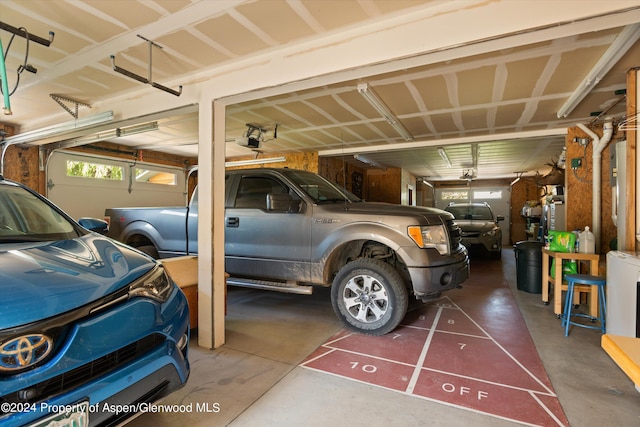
[[135, 168, 176, 185], [234, 176, 291, 209], [473, 190, 502, 200], [441, 190, 469, 201], [66, 160, 123, 180]]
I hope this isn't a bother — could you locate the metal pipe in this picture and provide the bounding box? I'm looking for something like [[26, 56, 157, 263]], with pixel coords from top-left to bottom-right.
[[577, 121, 614, 252], [0, 36, 11, 115]]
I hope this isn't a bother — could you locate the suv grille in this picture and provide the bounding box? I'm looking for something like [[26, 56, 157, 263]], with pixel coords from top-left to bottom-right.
[[461, 231, 480, 238], [446, 219, 462, 251], [0, 334, 165, 415]]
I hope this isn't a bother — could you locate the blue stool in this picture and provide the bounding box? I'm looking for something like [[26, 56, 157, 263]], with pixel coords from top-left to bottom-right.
[[562, 273, 606, 336]]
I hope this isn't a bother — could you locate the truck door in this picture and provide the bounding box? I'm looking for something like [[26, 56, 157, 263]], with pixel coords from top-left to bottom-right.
[[225, 173, 311, 282]]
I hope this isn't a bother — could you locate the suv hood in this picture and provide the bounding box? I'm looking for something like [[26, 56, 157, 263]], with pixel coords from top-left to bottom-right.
[[0, 234, 155, 329], [454, 219, 496, 231]]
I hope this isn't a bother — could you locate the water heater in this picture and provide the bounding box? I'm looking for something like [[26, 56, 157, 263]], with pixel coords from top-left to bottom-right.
[[606, 251, 640, 337]]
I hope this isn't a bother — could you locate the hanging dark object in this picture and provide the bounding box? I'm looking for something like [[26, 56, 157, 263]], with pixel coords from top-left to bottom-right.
[[111, 35, 182, 97], [0, 21, 54, 114]]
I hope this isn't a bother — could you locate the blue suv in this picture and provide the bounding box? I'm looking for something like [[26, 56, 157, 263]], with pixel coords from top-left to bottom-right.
[[0, 177, 190, 426]]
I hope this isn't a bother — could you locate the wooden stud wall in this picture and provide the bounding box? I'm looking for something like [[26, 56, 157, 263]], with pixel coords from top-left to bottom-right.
[[626, 68, 638, 251], [366, 168, 402, 204], [1, 123, 44, 194]]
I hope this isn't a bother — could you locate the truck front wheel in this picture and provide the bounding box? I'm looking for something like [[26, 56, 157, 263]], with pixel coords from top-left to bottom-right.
[[331, 258, 409, 335], [137, 245, 159, 259]]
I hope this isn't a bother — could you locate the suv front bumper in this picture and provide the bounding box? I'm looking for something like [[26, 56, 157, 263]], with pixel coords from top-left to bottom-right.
[[1, 287, 190, 427]]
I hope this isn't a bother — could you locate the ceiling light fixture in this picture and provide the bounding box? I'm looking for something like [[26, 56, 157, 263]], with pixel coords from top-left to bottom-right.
[[510, 172, 525, 187], [556, 23, 640, 119], [437, 147, 452, 168], [116, 122, 159, 137], [357, 83, 413, 141], [1, 111, 115, 145], [224, 156, 286, 167], [354, 154, 386, 169]]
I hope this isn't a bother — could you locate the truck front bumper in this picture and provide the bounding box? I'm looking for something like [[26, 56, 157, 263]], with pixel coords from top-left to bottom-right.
[[406, 250, 470, 300]]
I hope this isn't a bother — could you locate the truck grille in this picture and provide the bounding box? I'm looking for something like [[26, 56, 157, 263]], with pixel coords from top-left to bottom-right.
[[446, 219, 462, 251], [0, 334, 165, 414]]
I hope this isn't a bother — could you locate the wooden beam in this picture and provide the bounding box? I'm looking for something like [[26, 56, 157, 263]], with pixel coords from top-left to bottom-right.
[[625, 68, 637, 251]]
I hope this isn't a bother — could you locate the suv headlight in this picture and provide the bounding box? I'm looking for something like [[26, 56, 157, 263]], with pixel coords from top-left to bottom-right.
[[129, 265, 173, 302], [408, 225, 449, 255], [482, 227, 500, 237]]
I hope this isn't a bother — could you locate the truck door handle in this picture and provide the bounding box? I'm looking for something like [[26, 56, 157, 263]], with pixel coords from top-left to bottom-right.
[[226, 217, 239, 227]]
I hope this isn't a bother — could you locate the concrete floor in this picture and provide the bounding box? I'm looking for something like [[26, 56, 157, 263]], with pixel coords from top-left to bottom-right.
[[129, 249, 640, 426]]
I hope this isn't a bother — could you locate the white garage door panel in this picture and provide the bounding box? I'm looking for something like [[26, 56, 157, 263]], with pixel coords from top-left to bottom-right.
[[47, 151, 186, 220]]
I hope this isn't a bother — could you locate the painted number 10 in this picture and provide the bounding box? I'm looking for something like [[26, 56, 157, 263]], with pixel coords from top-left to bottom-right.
[[350, 362, 377, 373]]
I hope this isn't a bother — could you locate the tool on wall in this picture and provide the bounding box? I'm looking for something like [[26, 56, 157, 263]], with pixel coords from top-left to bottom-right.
[[111, 35, 182, 97], [0, 22, 54, 115]]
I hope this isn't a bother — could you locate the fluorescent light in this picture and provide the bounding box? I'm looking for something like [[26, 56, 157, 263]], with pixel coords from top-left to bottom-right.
[[225, 156, 286, 167], [357, 83, 413, 141], [2, 111, 115, 145], [557, 23, 640, 119], [354, 154, 386, 169], [116, 122, 158, 137], [40, 121, 159, 150], [437, 147, 452, 168]]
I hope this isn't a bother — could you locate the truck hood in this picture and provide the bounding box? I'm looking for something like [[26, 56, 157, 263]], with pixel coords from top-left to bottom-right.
[[322, 201, 453, 220], [0, 234, 156, 329]]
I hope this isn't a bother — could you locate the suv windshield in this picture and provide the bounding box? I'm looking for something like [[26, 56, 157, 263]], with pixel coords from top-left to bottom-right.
[[446, 205, 494, 221], [281, 169, 361, 203], [0, 183, 79, 242]]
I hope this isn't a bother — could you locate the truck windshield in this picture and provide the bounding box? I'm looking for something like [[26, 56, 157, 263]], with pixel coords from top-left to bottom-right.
[[281, 170, 361, 204]]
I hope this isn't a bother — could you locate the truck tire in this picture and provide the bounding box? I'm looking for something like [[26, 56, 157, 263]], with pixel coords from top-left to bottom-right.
[[331, 258, 409, 336], [137, 245, 159, 259]]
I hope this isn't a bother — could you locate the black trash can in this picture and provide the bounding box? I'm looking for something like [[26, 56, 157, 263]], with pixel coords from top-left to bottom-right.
[[513, 240, 544, 293]]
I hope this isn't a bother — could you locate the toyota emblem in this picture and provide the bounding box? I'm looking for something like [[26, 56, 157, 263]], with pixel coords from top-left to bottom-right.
[[0, 334, 53, 372]]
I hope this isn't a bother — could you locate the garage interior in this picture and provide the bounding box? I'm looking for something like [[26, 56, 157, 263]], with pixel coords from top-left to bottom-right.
[[1, 1, 640, 426]]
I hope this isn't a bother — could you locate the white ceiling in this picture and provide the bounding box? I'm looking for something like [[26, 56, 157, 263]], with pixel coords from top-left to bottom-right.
[[1, 1, 640, 181]]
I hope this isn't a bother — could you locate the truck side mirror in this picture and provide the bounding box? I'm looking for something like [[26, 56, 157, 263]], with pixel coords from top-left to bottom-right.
[[496, 215, 505, 222], [267, 193, 300, 212]]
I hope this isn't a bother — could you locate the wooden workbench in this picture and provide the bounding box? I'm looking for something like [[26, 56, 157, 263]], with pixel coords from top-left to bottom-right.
[[541, 248, 600, 317]]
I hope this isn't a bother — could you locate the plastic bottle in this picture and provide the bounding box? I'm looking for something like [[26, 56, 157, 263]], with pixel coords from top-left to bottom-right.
[[578, 226, 595, 253], [573, 230, 580, 253]]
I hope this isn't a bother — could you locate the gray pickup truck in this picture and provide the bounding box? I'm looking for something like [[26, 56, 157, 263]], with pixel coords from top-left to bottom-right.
[[105, 168, 469, 335]]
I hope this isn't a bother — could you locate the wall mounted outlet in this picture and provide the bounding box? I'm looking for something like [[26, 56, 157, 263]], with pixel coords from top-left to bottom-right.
[[571, 158, 582, 169]]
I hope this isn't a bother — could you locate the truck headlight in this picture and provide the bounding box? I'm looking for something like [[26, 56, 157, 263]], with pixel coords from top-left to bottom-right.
[[129, 265, 173, 302], [408, 225, 449, 255]]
